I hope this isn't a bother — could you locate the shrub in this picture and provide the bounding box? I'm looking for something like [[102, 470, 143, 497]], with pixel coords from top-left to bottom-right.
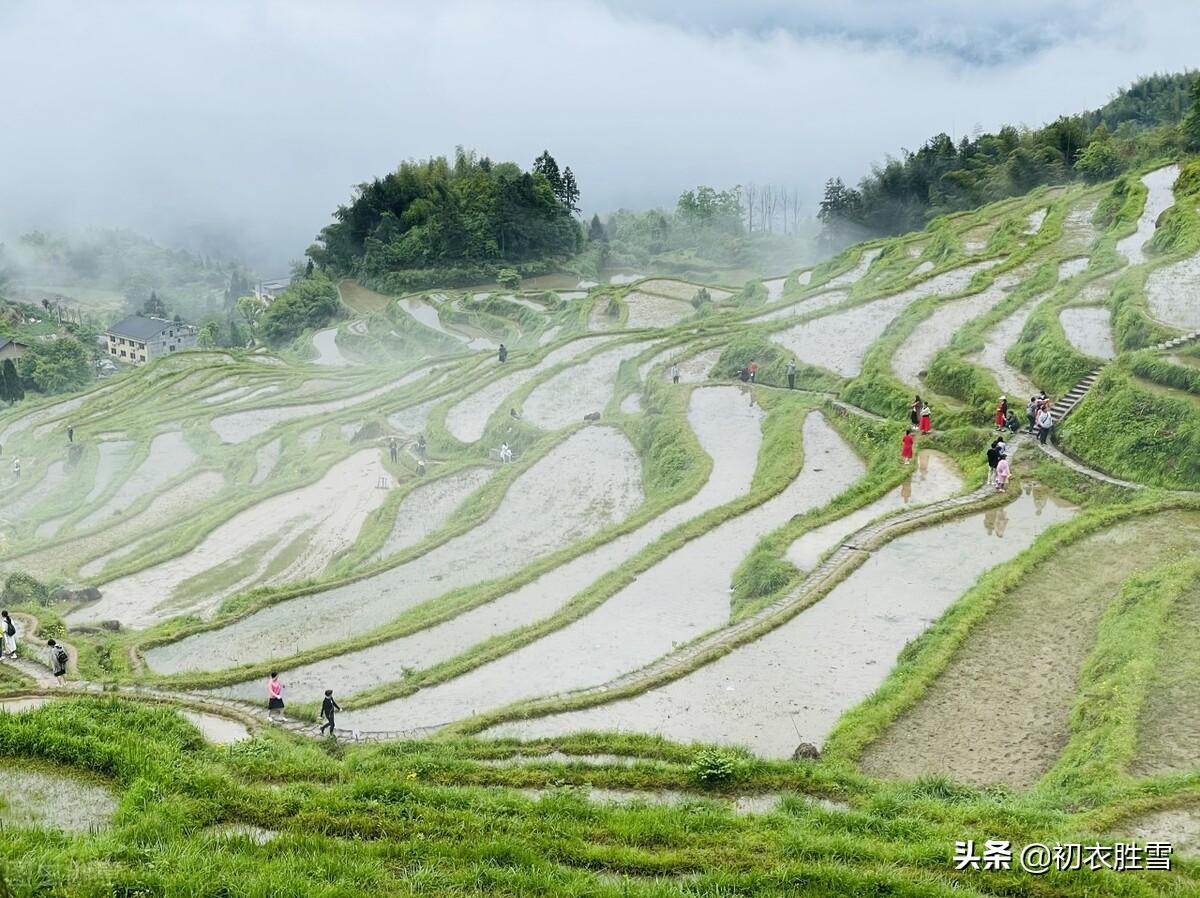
[[688, 748, 747, 785], [496, 268, 521, 289], [2, 571, 51, 606]]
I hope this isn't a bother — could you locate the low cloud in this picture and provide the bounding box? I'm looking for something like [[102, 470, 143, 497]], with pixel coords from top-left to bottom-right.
[[0, 0, 1195, 270]]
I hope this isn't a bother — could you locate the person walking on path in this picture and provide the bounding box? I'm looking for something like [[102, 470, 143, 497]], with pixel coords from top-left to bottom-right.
[[671, 363, 680, 385], [388, 438, 398, 464], [267, 672, 285, 720], [901, 429, 914, 465], [994, 453, 1011, 491], [67, 425, 74, 443], [1036, 407, 1054, 444], [910, 396, 921, 428], [2, 610, 17, 658], [1026, 397, 1038, 433], [787, 362, 797, 390], [46, 639, 67, 685], [986, 440, 1001, 484], [748, 359, 759, 383], [919, 402, 932, 434], [497, 343, 508, 363], [11, 457, 19, 481], [995, 397, 1007, 430], [319, 689, 341, 738]]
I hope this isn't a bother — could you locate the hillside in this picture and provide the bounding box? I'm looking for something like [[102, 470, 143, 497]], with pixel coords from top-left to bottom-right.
[[3, 151, 1200, 896]]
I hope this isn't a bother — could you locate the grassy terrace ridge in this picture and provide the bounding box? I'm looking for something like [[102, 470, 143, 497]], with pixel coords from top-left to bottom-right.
[[5, 156, 1200, 896]]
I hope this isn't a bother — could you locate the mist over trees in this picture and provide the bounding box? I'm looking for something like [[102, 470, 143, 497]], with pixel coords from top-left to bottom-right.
[[307, 148, 583, 291], [818, 71, 1200, 242]]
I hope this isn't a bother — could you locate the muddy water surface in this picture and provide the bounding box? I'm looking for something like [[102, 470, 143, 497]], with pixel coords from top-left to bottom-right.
[[1146, 252, 1200, 330], [78, 431, 196, 528], [971, 301, 1042, 399], [1116, 165, 1179, 267], [216, 387, 762, 702], [146, 426, 644, 673], [623, 292, 693, 329], [0, 766, 117, 831], [339, 412, 867, 733], [523, 341, 652, 428], [312, 327, 351, 367], [860, 510, 1200, 788], [370, 467, 494, 562], [827, 248, 882, 287], [1060, 307, 1116, 360], [489, 490, 1073, 757]]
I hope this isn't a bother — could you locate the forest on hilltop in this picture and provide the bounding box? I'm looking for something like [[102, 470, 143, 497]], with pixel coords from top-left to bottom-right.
[[819, 71, 1200, 239]]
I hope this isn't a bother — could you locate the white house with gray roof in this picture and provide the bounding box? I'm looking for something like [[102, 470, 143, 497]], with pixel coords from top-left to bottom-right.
[[105, 315, 197, 366]]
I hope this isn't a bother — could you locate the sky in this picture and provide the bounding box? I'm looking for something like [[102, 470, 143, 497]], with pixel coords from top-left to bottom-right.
[[0, 0, 1196, 271]]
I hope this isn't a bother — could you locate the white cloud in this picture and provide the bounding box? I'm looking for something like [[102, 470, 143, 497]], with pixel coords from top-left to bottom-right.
[[0, 0, 1195, 269]]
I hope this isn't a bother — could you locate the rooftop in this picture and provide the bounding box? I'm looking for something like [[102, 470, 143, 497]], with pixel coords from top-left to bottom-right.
[[106, 315, 185, 341]]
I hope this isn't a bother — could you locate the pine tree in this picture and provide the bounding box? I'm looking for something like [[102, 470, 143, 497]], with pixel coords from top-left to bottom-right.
[[561, 167, 580, 213], [588, 214, 607, 242], [142, 290, 167, 318], [533, 150, 563, 198], [1182, 79, 1200, 151]]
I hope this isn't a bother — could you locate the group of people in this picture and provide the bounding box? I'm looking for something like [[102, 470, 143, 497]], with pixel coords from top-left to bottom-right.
[[498, 442, 514, 463], [737, 359, 759, 383], [1028, 394, 1057, 444], [993, 396, 1022, 434], [267, 672, 342, 738], [1, 610, 69, 684]]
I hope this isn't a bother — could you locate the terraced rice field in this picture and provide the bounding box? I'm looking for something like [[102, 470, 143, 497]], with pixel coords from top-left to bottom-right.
[[3, 167, 1198, 879]]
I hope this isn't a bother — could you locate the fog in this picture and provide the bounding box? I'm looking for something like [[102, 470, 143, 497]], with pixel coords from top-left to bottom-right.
[[0, 0, 1196, 270]]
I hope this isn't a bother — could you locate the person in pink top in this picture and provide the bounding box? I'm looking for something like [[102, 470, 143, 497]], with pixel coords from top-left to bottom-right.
[[267, 671, 285, 720], [994, 453, 1010, 492]]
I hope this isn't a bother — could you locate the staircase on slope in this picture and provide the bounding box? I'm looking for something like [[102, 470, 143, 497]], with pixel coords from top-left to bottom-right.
[[1050, 367, 1102, 423], [1154, 329, 1200, 352]]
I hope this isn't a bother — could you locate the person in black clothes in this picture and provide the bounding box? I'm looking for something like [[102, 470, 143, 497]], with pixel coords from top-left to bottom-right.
[[319, 689, 341, 737], [498, 344, 508, 363], [986, 439, 1002, 486]]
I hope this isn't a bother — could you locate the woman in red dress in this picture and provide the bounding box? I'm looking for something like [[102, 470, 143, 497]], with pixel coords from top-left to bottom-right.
[[919, 402, 932, 434], [995, 396, 1007, 429], [901, 429, 914, 464]]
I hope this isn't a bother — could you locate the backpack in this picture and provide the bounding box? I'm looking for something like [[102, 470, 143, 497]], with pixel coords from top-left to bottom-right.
[[4, 618, 14, 637], [54, 645, 68, 667]]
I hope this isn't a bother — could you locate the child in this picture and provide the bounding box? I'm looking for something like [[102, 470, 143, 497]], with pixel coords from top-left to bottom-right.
[[994, 453, 1010, 491], [267, 672, 285, 720], [919, 402, 932, 434], [901, 429, 914, 465], [319, 689, 341, 738]]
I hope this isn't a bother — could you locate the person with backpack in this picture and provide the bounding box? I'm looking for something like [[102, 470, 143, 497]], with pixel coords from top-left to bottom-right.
[[1026, 397, 1038, 433], [2, 610, 16, 658], [267, 671, 285, 720], [319, 689, 341, 738], [46, 638, 68, 684], [787, 361, 797, 390], [1036, 407, 1054, 444], [986, 440, 1002, 485]]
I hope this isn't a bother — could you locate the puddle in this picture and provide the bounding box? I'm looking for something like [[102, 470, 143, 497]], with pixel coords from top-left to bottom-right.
[[971, 301, 1043, 399], [608, 273, 643, 285], [204, 823, 278, 844], [619, 394, 642, 414], [623, 292, 693, 329], [1060, 307, 1115, 360], [0, 697, 50, 713], [1025, 208, 1048, 235], [212, 388, 764, 702], [444, 337, 611, 443], [252, 438, 282, 486], [491, 490, 1074, 758], [73, 450, 388, 628], [370, 467, 495, 561], [523, 341, 654, 429], [637, 280, 730, 302], [147, 427, 644, 674], [862, 510, 1200, 788], [827, 248, 882, 287], [1113, 807, 1200, 857], [772, 261, 1002, 377], [0, 766, 117, 832], [211, 374, 421, 443], [1146, 251, 1200, 331], [179, 708, 252, 744], [892, 272, 1021, 389], [764, 278, 786, 302], [340, 411, 867, 733], [786, 451, 962, 570], [1116, 165, 1179, 267], [1132, 576, 1200, 777], [1058, 258, 1090, 281], [77, 432, 196, 529]]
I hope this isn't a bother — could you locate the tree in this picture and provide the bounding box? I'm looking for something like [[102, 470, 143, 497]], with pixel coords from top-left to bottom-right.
[[587, 214, 607, 243], [19, 337, 90, 394], [2, 359, 22, 404], [1075, 138, 1122, 182], [305, 258, 315, 278], [237, 295, 264, 334], [817, 178, 862, 225], [258, 272, 340, 346], [496, 268, 521, 289], [1182, 78, 1200, 150], [532, 150, 563, 198], [560, 166, 580, 213], [141, 290, 167, 318], [197, 321, 221, 349]]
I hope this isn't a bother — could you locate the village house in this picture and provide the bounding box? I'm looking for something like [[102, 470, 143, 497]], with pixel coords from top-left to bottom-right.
[[104, 315, 198, 366], [0, 337, 29, 362]]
